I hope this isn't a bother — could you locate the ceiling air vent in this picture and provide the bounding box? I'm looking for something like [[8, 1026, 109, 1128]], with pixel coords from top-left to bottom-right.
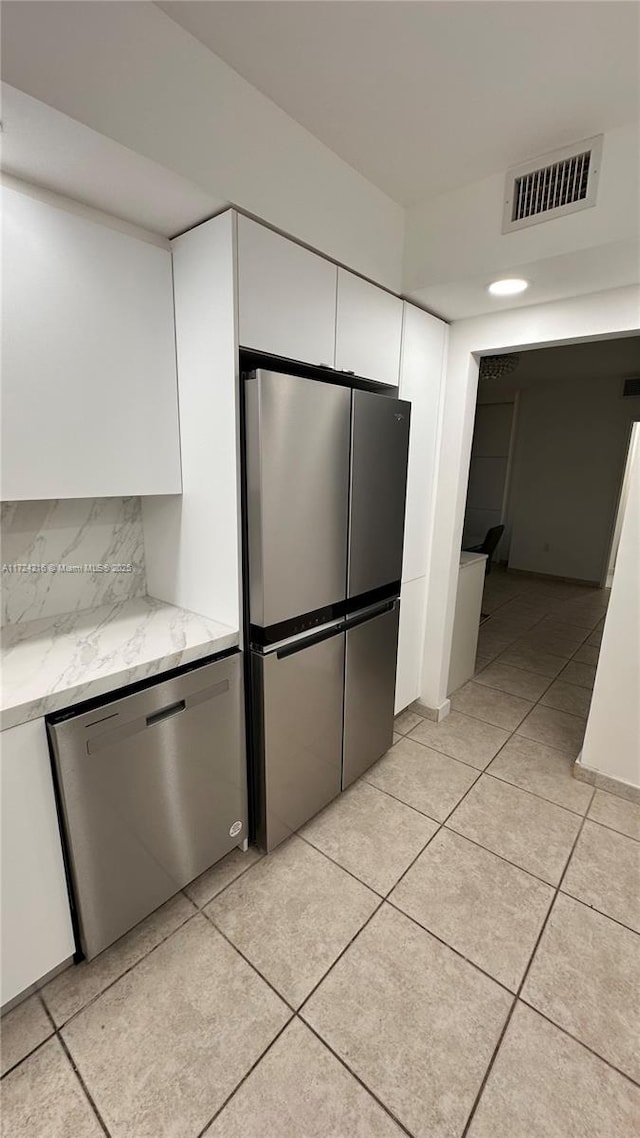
[[502, 136, 603, 233], [622, 377, 640, 399]]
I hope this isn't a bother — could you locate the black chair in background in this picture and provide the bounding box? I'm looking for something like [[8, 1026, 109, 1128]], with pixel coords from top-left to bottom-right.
[[465, 524, 505, 575]]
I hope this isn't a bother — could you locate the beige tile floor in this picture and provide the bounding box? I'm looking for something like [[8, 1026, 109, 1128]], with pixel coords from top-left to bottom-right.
[[2, 570, 640, 1136]]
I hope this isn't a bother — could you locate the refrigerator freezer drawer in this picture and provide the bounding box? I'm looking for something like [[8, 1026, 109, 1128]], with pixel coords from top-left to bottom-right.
[[342, 604, 400, 789], [48, 655, 247, 960], [348, 389, 410, 599], [254, 631, 344, 851], [245, 369, 351, 628]]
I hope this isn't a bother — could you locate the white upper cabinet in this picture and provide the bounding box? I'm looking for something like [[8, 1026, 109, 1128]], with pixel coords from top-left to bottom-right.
[[237, 215, 337, 367], [1, 186, 181, 501], [335, 269, 403, 386], [399, 303, 448, 583]]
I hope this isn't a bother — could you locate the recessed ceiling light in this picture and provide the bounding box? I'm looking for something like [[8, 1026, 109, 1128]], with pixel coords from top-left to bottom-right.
[[488, 278, 529, 296]]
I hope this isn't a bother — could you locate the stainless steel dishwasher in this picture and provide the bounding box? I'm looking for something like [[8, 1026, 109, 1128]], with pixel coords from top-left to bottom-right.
[[47, 653, 247, 961]]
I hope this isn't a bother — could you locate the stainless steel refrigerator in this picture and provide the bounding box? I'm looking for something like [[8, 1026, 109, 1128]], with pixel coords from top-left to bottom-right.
[[243, 367, 410, 851]]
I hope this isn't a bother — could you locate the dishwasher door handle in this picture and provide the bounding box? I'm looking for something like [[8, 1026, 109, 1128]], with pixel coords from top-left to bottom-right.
[[146, 700, 185, 728], [85, 679, 230, 754]]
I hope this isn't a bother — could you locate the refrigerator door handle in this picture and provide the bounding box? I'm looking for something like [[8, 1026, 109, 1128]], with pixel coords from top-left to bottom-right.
[[275, 622, 346, 660], [343, 599, 397, 633]]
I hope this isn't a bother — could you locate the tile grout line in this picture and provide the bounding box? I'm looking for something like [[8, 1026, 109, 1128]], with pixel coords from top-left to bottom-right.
[[473, 670, 556, 699], [3, 570, 613, 1131], [39, 996, 113, 1138], [289, 761, 517, 1133], [400, 579, 599, 828], [551, 886, 640, 946], [193, 1016, 294, 1138], [449, 696, 588, 733], [200, 907, 300, 1016], [0, 992, 56, 1082], [295, 828, 402, 900], [298, 751, 513, 1004], [439, 823, 574, 890], [515, 996, 640, 1090], [2, 905, 202, 1080], [397, 724, 498, 773], [300, 1017, 417, 1138], [459, 785, 596, 1137], [57, 1034, 113, 1138], [182, 849, 266, 910], [397, 572, 615, 1135], [482, 768, 592, 818], [359, 773, 459, 827], [382, 897, 517, 1000], [294, 775, 488, 1021], [38, 906, 201, 1035], [480, 769, 587, 817], [577, 815, 640, 846], [400, 712, 582, 772]]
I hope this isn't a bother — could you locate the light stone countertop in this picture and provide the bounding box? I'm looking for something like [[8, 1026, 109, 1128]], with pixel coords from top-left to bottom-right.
[[459, 551, 488, 569], [1, 596, 239, 730]]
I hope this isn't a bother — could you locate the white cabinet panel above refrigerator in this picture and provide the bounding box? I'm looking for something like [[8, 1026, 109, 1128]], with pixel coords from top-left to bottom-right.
[[335, 268, 403, 386], [237, 215, 337, 367]]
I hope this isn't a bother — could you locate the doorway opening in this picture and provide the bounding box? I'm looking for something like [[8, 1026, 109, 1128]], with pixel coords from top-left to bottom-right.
[[449, 334, 640, 760]]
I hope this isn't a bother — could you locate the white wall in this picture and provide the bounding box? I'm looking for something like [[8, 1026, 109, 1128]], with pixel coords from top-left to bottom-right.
[[2, 1, 404, 291], [506, 377, 639, 582], [580, 445, 640, 789], [421, 285, 640, 713]]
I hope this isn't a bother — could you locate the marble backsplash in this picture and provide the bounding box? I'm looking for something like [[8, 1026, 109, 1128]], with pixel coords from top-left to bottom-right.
[[1, 497, 147, 624]]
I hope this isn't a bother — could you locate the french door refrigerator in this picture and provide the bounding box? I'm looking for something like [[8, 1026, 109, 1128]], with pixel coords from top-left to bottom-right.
[[243, 367, 410, 851]]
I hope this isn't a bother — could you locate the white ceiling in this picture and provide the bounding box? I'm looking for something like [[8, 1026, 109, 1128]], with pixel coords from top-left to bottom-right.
[[408, 235, 640, 321], [2, 1, 638, 321], [158, 0, 639, 207]]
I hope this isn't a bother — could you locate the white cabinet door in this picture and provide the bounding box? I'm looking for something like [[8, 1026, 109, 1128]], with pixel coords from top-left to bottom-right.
[[1, 719, 74, 1005], [399, 304, 448, 583], [335, 269, 403, 386], [1, 186, 181, 500], [395, 576, 426, 713], [237, 215, 337, 366]]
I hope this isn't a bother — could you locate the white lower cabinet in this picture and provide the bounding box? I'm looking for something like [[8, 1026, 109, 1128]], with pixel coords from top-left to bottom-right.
[[1, 719, 74, 1006], [395, 576, 427, 714]]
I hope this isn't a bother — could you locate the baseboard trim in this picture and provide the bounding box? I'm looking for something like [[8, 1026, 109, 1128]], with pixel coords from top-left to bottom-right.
[[505, 567, 601, 588], [573, 753, 640, 805], [411, 697, 451, 723]]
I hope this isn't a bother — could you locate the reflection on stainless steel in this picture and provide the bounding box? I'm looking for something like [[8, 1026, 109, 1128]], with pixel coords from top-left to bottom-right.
[[254, 632, 344, 852], [343, 603, 400, 789], [348, 388, 410, 598], [245, 370, 350, 627], [48, 655, 247, 960]]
